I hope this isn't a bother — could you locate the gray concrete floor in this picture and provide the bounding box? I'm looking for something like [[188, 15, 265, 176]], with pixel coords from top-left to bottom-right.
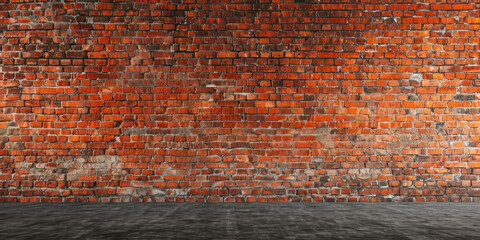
[[0, 203, 479, 239]]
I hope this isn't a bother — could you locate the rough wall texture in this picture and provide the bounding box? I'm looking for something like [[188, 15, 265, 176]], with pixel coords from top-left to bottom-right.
[[1, 0, 480, 202]]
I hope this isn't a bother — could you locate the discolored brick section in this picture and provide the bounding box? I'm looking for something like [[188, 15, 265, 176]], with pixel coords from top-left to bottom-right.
[[2, 1, 480, 202]]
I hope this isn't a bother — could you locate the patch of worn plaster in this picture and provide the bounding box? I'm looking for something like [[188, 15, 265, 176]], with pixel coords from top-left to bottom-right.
[[410, 73, 423, 81], [349, 168, 381, 180], [122, 128, 149, 135]]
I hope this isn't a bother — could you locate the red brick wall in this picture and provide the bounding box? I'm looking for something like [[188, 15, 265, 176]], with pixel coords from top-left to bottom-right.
[[1, 0, 480, 202]]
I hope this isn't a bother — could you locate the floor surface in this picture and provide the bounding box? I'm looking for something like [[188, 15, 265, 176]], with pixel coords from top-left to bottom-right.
[[0, 203, 479, 239]]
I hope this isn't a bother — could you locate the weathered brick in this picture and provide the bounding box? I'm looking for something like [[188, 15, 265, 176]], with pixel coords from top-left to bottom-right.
[[0, 1, 478, 203]]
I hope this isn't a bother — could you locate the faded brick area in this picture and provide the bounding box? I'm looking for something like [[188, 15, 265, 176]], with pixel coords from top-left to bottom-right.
[[1, 1, 480, 202]]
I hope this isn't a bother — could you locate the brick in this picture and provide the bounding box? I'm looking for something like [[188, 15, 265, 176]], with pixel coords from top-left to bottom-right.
[[452, 4, 473, 10], [5, 31, 25, 37], [438, 87, 456, 94], [217, 52, 237, 58], [431, 4, 451, 10], [469, 162, 480, 168], [255, 101, 275, 108], [461, 66, 480, 72]]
